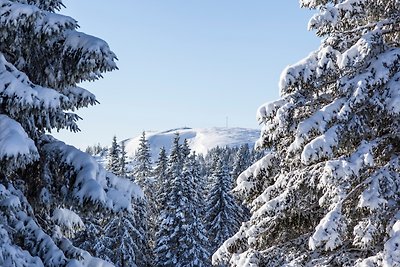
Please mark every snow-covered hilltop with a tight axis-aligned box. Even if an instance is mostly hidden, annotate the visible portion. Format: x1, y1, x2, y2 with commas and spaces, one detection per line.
124, 127, 260, 160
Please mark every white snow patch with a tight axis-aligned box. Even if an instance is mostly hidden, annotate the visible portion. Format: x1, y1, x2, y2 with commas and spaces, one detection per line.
309, 204, 343, 251
382, 221, 400, 266
52, 208, 84, 230
0, 114, 38, 161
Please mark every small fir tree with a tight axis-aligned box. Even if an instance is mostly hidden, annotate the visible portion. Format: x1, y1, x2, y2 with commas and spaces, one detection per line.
231, 143, 251, 180
132, 131, 153, 185
107, 135, 121, 175
119, 142, 127, 177
154, 147, 168, 211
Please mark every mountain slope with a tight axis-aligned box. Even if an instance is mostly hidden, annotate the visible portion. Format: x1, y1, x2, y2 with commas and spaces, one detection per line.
124, 127, 260, 161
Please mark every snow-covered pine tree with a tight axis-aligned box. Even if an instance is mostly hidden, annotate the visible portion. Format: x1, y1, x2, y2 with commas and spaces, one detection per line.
120, 142, 127, 177
214, 1, 400, 266
0, 1, 142, 266
107, 135, 121, 175
131, 131, 156, 251
231, 143, 251, 181
206, 158, 245, 255
180, 152, 210, 266
155, 134, 183, 266
181, 138, 191, 159
205, 146, 225, 176
189, 152, 208, 219
93, 202, 152, 267
131, 197, 153, 267
132, 131, 153, 185
154, 147, 168, 211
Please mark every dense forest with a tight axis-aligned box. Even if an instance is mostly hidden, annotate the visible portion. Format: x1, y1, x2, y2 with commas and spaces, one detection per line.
84, 133, 262, 266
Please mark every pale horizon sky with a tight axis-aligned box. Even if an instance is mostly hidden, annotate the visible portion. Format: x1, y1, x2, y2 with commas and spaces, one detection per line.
54, 1, 321, 148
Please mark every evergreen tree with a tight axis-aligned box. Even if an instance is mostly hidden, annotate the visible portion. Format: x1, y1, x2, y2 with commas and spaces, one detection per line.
131, 131, 156, 251
189, 152, 208, 219
96, 213, 137, 266
181, 138, 191, 159
180, 153, 210, 266
74, 216, 105, 257
0, 1, 145, 266
154, 147, 168, 210
214, 1, 400, 266
119, 142, 127, 177
206, 159, 244, 254
231, 143, 251, 180
93, 198, 152, 267
155, 134, 182, 266
197, 154, 208, 179
132, 131, 153, 185
107, 135, 121, 175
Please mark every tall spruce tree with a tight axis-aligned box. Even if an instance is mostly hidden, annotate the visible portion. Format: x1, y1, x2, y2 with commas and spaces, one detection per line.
155, 134, 183, 266
0, 1, 142, 266
132, 131, 156, 249
214, 1, 400, 266
206, 158, 244, 254
180, 152, 210, 266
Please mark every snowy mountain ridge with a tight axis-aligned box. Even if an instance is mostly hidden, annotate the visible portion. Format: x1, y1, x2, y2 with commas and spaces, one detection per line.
124, 127, 260, 161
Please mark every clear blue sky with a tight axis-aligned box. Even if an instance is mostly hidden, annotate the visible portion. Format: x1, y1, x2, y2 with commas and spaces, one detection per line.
54, 1, 320, 148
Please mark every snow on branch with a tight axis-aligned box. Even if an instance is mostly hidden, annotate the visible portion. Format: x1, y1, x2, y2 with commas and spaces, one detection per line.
358, 171, 387, 211
279, 45, 340, 95
35, 12, 77, 36
384, 72, 400, 115
307, 0, 367, 34
0, 0, 40, 27
0, 0, 76, 35
0, 224, 44, 267
338, 31, 379, 70
0, 184, 68, 266
42, 136, 143, 212
318, 140, 375, 207
0, 114, 38, 170
309, 204, 344, 251
234, 153, 276, 203
62, 30, 118, 81
382, 220, 400, 266
339, 48, 400, 94
0, 53, 84, 132
301, 125, 341, 165
257, 99, 287, 124
354, 217, 400, 266
61, 86, 97, 110
0, 54, 65, 110
289, 98, 345, 153
52, 208, 85, 238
